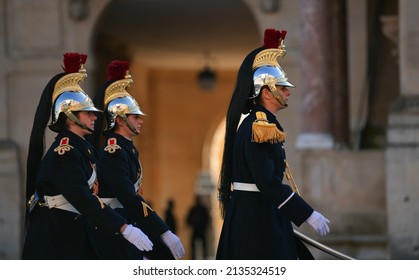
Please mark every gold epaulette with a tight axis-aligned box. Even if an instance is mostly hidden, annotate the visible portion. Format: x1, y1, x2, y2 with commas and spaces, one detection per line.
252, 111, 286, 143
104, 138, 121, 153
54, 137, 74, 155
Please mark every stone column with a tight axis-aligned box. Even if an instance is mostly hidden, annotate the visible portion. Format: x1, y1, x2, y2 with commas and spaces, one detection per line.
331, 0, 349, 147
386, 0, 419, 259
296, 0, 334, 149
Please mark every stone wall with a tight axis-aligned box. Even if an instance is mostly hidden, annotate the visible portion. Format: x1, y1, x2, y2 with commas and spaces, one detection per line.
0, 142, 23, 259
297, 150, 388, 259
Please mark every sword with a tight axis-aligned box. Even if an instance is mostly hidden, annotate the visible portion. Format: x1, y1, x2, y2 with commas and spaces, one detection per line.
294, 229, 356, 260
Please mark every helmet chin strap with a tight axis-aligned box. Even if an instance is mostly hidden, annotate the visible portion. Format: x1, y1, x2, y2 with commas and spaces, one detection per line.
121, 115, 139, 135
66, 112, 94, 133
268, 85, 288, 108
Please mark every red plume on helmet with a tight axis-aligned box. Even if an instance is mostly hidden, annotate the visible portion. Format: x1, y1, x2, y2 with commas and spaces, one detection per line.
62, 52, 87, 73
263, 29, 287, 49
107, 60, 129, 81
80, 54, 87, 65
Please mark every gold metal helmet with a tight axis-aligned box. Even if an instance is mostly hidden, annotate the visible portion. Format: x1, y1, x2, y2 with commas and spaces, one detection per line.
103, 61, 145, 134
251, 29, 294, 106
49, 53, 101, 132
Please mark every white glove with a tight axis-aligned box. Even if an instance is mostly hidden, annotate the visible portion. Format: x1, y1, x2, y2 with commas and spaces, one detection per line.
306, 211, 330, 236
122, 224, 153, 251
161, 230, 185, 259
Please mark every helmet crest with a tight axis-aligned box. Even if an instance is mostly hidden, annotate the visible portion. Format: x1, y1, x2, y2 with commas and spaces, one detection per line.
52, 53, 88, 104
252, 29, 287, 70
104, 61, 133, 106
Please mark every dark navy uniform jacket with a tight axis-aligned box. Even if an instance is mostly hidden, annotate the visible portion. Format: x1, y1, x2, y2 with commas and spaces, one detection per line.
216, 105, 314, 260
22, 129, 127, 260
95, 132, 173, 259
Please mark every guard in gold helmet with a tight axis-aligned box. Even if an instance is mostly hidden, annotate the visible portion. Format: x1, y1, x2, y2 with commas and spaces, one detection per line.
48, 53, 102, 133
89, 60, 185, 260
251, 29, 294, 106
103, 65, 146, 134
216, 29, 330, 260
23, 53, 153, 259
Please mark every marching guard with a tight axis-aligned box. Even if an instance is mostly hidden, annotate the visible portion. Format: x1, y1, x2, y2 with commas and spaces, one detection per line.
89, 60, 185, 259
216, 29, 330, 260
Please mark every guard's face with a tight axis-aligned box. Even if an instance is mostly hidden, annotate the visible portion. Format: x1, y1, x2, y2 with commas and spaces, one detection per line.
126, 114, 143, 135
69, 111, 97, 137
117, 114, 143, 138
78, 111, 97, 132
263, 84, 291, 111
275, 85, 291, 109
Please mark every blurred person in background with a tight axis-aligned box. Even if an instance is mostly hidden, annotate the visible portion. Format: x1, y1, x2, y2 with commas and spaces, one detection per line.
165, 199, 177, 234
187, 195, 210, 259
